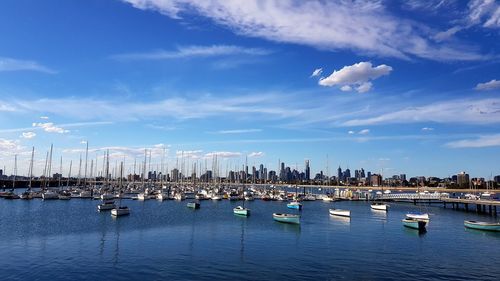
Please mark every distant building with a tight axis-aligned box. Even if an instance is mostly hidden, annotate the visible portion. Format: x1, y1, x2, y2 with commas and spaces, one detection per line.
305, 160, 310, 181
371, 174, 382, 187
494, 175, 500, 184
457, 172, 470, 188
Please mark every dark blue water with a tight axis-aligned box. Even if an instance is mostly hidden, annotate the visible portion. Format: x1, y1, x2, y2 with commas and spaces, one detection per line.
0, 198, 499, 280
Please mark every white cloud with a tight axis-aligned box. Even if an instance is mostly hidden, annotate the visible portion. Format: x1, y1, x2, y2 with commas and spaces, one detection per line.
446, 134, 500, 148
0, 138, 25, 157
310, 68, 323, 77
348, 130, 355, 134
40, 116, 49, 119
176, 150, 203, 159
214, 129, 261, 134
340, 85, 353, 92
319, 62, 392, 93
0, 57, 55, 73
421, 127, 434, 131
248, 152, 264, 158
342, 98, 500, 126
358, 129, 370, 135
204, 151, 241, 158
122, 0, 485, 61
21, 132, 36, 139
32, 122, 69, 134
433, 26, 463, 42
378, 157, 390, 161
475, 79, 500, 91
468, 0, 500, 28
80, 140, 87, 144
112, 45, 271, 60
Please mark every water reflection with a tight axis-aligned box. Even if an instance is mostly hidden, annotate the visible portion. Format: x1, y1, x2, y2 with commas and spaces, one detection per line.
403, 227, 427, 237
329, 215, 351, 225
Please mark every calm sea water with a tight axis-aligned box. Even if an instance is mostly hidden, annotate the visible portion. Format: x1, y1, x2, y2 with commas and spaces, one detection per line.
0, 198, 499, 281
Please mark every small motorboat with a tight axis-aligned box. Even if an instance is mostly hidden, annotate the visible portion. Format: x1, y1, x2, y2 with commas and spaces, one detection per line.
233, 206, 250, 216
371, 203, 389, 211
402, 218, 427, 231
287, 201, 303, 210
111, 206, 130, 216
329, 209, 351, 217
273, 213, 300, 224
42, 191, 59, 200
187, 202, 200, 209
464, 220, 500, 232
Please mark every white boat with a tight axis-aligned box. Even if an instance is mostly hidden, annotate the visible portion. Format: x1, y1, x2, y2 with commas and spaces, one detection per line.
244, 195, 255, 201
174, 193, 185, 201
137, 193, 147, 201
406, 213, 429, 221
58, 194, 71, 200
329, 209, 351, 217
101, 193, 115, 200
211, 194, 222, 200
156, 193, 166, 201
111, 206, 130, 216
98, 201, 116, 211
322, 197, 334, 202
42, 191, 59, 200
371, 203, 389, 211
79, 191, 93, 198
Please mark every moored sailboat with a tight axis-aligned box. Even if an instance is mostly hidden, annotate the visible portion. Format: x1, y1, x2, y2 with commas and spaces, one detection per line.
287, 201, 303, 210
371, 203, 389, 211
233, 206, 250, 216
273, 213, 300, 224
464, 220, 500, 232
402, 218, 427, 231
329, 208, 351, 217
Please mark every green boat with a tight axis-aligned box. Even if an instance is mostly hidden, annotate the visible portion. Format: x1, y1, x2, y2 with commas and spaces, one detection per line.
233, 206, 250, 216
464, 220, 500, 232
187, 202, 200, 209
402, 218, 427, 231
273, 213, 300, 224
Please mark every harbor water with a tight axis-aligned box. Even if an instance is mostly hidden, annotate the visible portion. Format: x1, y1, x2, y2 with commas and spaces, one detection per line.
1, 199, 499, 280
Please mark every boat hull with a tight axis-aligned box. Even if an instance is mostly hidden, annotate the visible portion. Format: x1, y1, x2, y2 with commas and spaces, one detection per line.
371, 204, 388, 211
329, 209, 351, 217
111, 207, 130, 216
402, 219, 427, 230
273, 213, 300, 224
233, 207, 250, 216
187, 202, 200, 209
464, 220, 500, 232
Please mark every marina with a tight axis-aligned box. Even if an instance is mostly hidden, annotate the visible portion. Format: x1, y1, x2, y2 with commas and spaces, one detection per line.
1, 197, 499, 281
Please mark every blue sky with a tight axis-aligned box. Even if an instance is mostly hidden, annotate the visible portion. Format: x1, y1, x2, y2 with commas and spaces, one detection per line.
0, 0, 499, 178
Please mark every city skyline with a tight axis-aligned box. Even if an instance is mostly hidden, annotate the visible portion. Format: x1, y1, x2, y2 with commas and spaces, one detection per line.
1, 1, 500, 178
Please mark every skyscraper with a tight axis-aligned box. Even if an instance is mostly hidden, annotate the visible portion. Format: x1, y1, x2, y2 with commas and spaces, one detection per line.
337, 166, 342, 182
305, 160, 310, 181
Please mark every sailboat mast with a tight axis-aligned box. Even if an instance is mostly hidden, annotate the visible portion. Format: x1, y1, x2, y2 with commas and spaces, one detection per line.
66, 160, 72, 188
28, 147, 34, 190
83, 141, 89, 188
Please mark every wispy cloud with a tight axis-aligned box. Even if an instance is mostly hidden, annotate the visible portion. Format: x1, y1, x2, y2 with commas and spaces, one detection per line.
213, 129, 262, 134
205, 151, 242, 158
21, 132, 36, 139
475, 79, 500, 91
468, 0, 500, 29
0, 57, 55, 74
122, 0, 486, 61
0, 138, 26, 157
32, 122, 69, 134
112, 44, 271, 61
319, 62, 392, 93
310, 68, 323, 78
421, 127, 434, 131
446, 134, 500, 148
248, 151, 264, 158
342, 98, 500, 126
